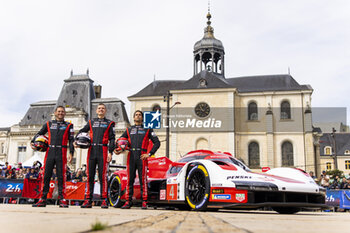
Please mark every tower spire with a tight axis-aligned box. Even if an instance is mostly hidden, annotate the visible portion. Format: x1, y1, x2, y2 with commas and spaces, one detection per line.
193, 4, 225, 77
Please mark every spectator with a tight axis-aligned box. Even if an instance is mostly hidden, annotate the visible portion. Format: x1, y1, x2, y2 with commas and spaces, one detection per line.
6, 168, 17, 179
329, 176, 341, 189
17, 162, 23, 170
340, 178, 347, 189
26, 167, 39, 179
73, 169, 83, 182
309, 171, 316, 179
82, 164, 87, 177
320, 175, 330, 188
51, 168, 57, 181
66, 166, 72, 181
17, 169, 25, 179
0, 168, 4, 178
343, 178, 350, 189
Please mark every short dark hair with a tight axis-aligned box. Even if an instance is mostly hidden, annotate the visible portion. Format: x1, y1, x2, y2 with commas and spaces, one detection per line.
133, 110, 143, 118
55, 105, 66, 111
98, 103, 106, 107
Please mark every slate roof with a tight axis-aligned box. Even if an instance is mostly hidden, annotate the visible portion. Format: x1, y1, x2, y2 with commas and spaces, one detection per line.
129, 71, 313, 98
19, 101, 56, 126
56, 74, 96, 118
91, 98, 129, 123
227, 74, 312, 93
19, 74, 130, 126
320, 133, 350, 156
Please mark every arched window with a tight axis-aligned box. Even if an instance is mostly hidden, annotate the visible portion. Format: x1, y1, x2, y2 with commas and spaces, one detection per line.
248, 102, 258, 120
281, 101, 291, 119
248, 142, 260, 168
282, 141, 293, 167
196, 138, 209, 150
152, 104, 161, 112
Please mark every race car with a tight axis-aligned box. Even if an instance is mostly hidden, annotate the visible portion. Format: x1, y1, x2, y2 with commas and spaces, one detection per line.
108, 150, 327, 214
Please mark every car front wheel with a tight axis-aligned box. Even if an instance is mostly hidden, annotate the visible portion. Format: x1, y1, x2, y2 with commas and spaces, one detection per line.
185, 164, 210, 211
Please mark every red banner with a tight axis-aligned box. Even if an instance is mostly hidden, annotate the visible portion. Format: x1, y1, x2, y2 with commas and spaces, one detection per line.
22, 179, 86, 200
22, 179, 41, 199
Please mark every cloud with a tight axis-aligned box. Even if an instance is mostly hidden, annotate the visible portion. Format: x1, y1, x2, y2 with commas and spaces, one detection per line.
0, 0, 349, 127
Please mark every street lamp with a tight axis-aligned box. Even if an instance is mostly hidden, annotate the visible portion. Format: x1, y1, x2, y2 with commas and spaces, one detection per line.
331, 127, 338, 170
164, 91, 181, 158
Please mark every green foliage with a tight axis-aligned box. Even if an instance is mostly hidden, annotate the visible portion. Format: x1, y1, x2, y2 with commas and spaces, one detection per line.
91, 219, 108, 231
326, 169, 344, 179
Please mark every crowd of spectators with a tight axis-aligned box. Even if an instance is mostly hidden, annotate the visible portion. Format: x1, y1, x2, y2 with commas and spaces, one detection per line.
0, 161, 114, 183
309, 170, 350, 189
0, 161, 93, 182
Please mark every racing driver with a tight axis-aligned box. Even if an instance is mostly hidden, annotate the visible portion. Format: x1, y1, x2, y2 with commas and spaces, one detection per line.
31, 106, 74, 208
116, 110, 160, 209
76, 103, 115, 209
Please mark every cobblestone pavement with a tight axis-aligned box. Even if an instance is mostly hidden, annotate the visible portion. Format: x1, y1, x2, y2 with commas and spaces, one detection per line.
96, 212, 247, 233
0, 204, 348, 233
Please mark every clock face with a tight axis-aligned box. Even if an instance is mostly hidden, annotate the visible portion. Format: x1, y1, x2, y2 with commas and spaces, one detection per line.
195, 102, 210, 118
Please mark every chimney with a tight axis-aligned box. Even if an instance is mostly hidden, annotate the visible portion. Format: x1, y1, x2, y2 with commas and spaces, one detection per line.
94, 85, 102, 98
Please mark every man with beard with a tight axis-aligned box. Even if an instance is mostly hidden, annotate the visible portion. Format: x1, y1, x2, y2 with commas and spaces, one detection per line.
31, 106, 74, 208
115, 110, 160, 209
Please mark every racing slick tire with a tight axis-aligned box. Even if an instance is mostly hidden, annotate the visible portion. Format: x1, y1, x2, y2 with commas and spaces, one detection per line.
272, 207, 300, 214
185, 164, 210, 211
108, 175, 124, 208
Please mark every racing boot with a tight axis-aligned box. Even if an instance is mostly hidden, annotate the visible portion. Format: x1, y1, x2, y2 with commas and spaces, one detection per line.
59, 199, 69, 208
121, 201, 132, 209
81, 199, 92, 208
101, 199, 108, 209
32, 198, 46, 207
141, 201, 147, 210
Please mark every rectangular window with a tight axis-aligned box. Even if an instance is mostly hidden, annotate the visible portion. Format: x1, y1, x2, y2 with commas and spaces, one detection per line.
345, 160, 350, 170
17, 146, 26, 163
326, 162, 332, 170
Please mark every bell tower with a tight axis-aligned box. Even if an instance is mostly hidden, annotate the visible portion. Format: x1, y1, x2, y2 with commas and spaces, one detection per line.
193, 9, 225, 77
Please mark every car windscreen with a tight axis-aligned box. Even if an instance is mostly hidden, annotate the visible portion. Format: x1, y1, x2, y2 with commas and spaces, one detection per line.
229, 157, 251, 172
178, 155, 208, 163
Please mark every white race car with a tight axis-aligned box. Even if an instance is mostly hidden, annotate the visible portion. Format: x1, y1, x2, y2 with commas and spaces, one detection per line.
109, 150, 326, 214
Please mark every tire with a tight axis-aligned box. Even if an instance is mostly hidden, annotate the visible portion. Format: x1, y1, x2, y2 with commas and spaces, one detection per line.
272, 207, 300, 214
108, 175, 124, 208
185, 164, 210, 211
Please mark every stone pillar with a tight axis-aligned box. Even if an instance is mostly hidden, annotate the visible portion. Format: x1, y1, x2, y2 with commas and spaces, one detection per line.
266, 109, 274, 167
211, 52, 214, 72
221, 54, 225, 76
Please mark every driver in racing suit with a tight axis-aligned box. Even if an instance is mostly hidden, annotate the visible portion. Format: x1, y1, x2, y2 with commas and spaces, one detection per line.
77, 103, 115, 209
31, 105, 74, 208
116, 110, 160, 209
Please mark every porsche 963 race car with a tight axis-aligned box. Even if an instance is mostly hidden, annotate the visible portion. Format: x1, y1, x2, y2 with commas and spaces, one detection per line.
108, 150, 326, 214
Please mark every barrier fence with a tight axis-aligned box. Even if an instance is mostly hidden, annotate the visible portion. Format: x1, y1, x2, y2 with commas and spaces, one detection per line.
0, 178, 102, 202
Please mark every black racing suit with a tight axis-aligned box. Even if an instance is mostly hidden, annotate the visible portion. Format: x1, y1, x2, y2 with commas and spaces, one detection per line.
120, 125, 160, 202
78, 118, 115, 199
32, 120, 74, 200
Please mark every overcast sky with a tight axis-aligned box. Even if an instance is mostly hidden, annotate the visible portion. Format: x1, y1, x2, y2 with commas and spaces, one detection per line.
0, 0, 349, 127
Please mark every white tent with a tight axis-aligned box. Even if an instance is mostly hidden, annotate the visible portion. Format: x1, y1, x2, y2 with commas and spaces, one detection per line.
22, 152, 44, 167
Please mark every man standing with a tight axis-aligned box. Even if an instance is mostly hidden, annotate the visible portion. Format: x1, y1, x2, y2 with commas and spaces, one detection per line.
77, 103, 115, 209
116, 110, 160, 209
31, 106, 74, 208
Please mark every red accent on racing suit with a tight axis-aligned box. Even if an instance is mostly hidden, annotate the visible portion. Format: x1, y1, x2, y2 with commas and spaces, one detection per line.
78, 118, 115, 199
32, 120, 74, 200
120, 125, 160, 201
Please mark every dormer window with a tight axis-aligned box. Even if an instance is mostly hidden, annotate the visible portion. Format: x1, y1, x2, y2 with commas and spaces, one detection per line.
199, 79, 207, 87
